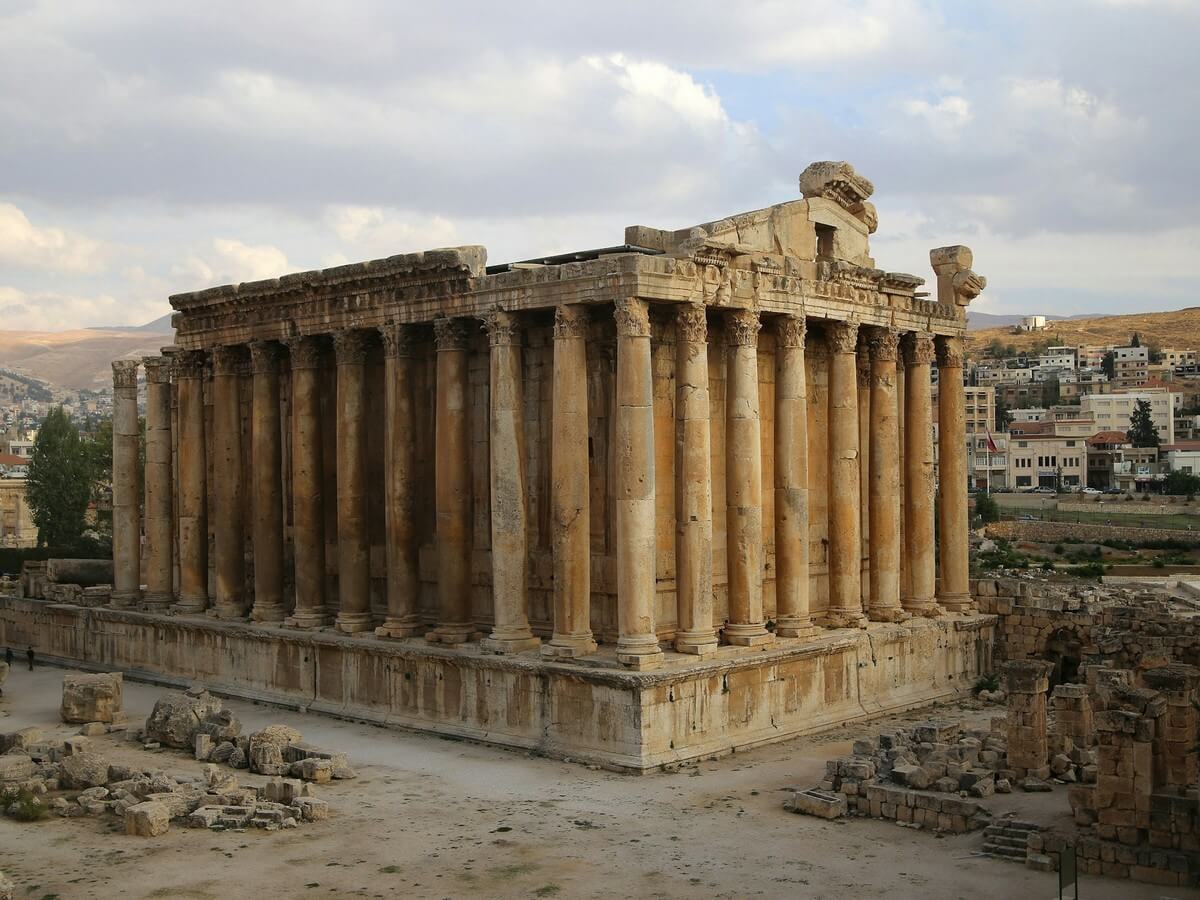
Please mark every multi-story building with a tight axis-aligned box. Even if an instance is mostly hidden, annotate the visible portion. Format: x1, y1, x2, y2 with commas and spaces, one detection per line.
1011, 407, 1047, 423
1078, 345, 1109, 369
1080, 390, 1175, 445
999, 380, 1051, 410
1007, 433, 1087, 490
1163, 349, 1197, 369
1112, 345, 1150, 389
1161, 441, 1200, 478
1059, 370, 1110, 401
1038, 346, 1078, 370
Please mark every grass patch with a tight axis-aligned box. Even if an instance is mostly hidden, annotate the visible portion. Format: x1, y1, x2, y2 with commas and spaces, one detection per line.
379, 866, 402, 874
534, 886, 562, 897
491, 863, 538, 879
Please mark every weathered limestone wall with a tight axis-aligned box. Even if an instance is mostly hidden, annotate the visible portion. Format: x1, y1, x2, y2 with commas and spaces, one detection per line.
985, 520, 1199, 546
0, 597, 994, 771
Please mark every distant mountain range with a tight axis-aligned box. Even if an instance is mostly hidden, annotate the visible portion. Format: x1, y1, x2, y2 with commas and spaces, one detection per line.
966, 311, 1100, 331
88, 313, 174, 333
967, 307, 1200, 355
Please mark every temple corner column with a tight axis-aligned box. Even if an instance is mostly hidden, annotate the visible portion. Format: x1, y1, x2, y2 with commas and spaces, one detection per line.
936, 333, 972, 614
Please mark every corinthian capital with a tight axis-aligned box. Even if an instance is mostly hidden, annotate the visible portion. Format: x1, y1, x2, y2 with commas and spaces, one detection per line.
613, 298, 650, 338
775, 314, 807, 349
867, 327, 900, 362
902, 332, 936, 367
725, 308, 760, 347
332, 329, 373, 365
284, 335, 327, 371
433, 317, 471, 351
485, 309, 521, 347
142, 356, 172, 385
171, 350, 208, 380
553, 305, 589, 340
249, 340, 283, 375
211, 345, 247, 376
826, 320, 859, 355
379, 323, 416, 359
675, 303, 708, 344
935, 335, 965, 369
111, 359, 139, 390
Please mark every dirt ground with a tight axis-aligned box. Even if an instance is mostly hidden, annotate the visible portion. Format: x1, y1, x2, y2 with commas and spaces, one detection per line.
1, 665, 1195, 900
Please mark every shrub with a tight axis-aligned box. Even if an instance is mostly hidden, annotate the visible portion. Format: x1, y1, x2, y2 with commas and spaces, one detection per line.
974, 492, 1000, 524
973, 673, 1001, 695
1053, 544, 1065, 555
0, 787, 48, 822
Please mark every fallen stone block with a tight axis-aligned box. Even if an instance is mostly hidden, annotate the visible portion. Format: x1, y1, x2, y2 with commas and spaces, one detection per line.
1021, 777, 1053, 793
62, 736, 90, 757
210, 741, 236, 763
58, 752, 109, 789
144, 689, 223, 749
0, 727, 43, 754
125, 800, 170, 837
61, 672, 123, 724
292, 797, 329, 822
78, 722, 106, 737
298, 758, 332, 784
186, 806, 223, 829
892, 764, 932, 790
194, 734, 213, 762
786, 789, 846, 819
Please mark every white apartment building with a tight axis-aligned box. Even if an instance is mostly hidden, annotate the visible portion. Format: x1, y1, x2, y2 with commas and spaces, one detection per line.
1080, 390, 1175, 445
1007, 434, 1087, 490
1038, 346, 1078, 369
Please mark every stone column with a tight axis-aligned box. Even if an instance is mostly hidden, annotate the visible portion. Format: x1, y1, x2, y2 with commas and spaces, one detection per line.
142, 356, 173, 611
935, 335, 971, 613
375, 324, 422, 638
897, 361, 910, 607
481, 310, 539, 654
902, 332, 938, 616
283, 336, 329, 629
1005, 659, 1052, 780
211, 345, 246, 619
614, 298, 664, 670
543, 306, 597, 658
173, 350, 209, 613
332, 330, 374, 634
111, 359, 142, 609
249, 340, 285, 622
722, 308, 772, 647
867, 328, 906, 622
774, 315, 818, 639
429, 317, 475, 645
673, 303, 718, 655
822, 320, 866, 629
857, 334, 871, 613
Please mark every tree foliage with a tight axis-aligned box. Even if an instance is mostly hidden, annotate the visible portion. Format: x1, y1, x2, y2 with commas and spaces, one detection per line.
1101, 351, 1115, 379
974, 492, 1000, 524
995, 396, 1014, 430
1164, 470, 1200, 497
25, 407, 93, 550
1127, 398, 1160, 448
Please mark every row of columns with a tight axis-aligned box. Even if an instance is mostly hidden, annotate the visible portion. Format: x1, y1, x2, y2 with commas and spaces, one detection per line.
110, 302, 970, 671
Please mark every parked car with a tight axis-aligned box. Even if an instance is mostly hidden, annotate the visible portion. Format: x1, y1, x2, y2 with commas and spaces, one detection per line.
1103, 487, 1123, 495
1032, 486, 1056, 494
1081, 487, 1102, 495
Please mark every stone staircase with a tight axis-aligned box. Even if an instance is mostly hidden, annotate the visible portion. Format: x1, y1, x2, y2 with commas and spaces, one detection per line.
981, 819, 1040, 862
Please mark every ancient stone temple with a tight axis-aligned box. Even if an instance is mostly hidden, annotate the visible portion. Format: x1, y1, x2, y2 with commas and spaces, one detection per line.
5, 162, 995, 769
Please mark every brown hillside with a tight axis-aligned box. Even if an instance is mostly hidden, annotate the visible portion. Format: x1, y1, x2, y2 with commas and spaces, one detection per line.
0, 329, 173, 392
966, 307, 1200, 356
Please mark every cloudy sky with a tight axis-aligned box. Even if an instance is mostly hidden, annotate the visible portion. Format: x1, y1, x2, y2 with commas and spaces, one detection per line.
1, 0, 1196, 330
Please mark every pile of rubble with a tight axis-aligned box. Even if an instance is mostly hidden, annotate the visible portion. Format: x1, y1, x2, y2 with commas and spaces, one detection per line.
0, 725, 329, 837
138, 685, 356, 783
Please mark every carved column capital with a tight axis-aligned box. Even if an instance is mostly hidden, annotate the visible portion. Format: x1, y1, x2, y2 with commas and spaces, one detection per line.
614, 298, 651, 338
867, 327, 900, 362
284, 335, 326, 370
249, 340, 283, 375
935, 335, 965, 369
111, 359, 140, 390
553, 305, 589, 340
433, 317, 471, 351
485, 309, 521, 347
725, 308, 761, 347
142, 356, 172, 384
172, 349, 208, 380
902, 332, 936, 367
775, 315, 807, 348
211, 345, 247, 376
675, 303, 708, 344
332, 329, 373, 365
827, 320, 859, 355
379, 323, 417, 359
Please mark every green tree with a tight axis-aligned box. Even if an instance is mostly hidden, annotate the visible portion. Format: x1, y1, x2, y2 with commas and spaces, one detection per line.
25, 407, 93, 550
1101, 351, 1115, 380
1164, 470, 1200, 496
1131, 332, 1142, 347
995, 396, 1014, 430
1127, 398, 1160, 448
974, 492, 1000, 524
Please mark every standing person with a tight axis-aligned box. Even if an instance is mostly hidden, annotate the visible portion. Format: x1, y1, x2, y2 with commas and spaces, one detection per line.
26, 646, 34, 671
4, 646, 11, 669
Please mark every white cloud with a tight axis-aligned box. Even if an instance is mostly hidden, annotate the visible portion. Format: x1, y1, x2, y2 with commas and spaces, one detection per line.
0, 203, 107, 274
172, 238, 289, 289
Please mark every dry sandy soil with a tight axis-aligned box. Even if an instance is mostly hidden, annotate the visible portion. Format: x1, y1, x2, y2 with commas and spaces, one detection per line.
0, 666, 1194, 900
0, 329, 171, 392
966, 306, 1200, 356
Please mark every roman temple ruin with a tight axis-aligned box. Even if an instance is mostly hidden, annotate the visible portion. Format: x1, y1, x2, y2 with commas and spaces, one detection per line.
1, 162, 995, 770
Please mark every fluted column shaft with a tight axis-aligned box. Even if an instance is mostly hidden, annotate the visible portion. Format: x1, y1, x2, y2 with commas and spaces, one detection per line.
857, 336, 871, 613
673, 303, 718, 655
111, 359, 141, 608
211, 346, 246, 619
376, 324, 422, 638
774, 315, 818, 638
903, 333, 938, 616
284, 337, 328, 628
333, 330, 373, 633
614, 298, 664, 670
142, 356, 173, 610
249, 341, 285, 622
174, 351, 209, 613
867, 329, 906, 622
724, 308, 772, 647
897, 361, 910, 605
430, 318, 475, 644
823, 321, 866, 628
543, 306, 597, 658
936, 335, 971, 612
482, 311, 540, 654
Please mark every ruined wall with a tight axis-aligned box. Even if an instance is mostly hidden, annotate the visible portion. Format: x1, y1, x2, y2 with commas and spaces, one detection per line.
985, 520, 1198, 545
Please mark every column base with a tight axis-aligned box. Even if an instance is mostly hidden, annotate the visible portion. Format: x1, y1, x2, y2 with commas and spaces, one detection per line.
250, 603, 286, 624
902, 600, 943, 618
817, 611, 868, 629
615, 635, 664, 670
480, 632, 542, 655
425, 624, 480, 646
109, 590, 142, 610
937, 593, 973, 614
722, 623, 776, 647
208, 605, 247, 621
284, 609, 330, 630
867, 606, 911, 624
375, 617, 424, 639
674, 630, 720, 656
140, 592, 173, 612
540, 634, 598, 659
775, 618, 821, 640
172, 597, 208, 615
334, 611, 375, 634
